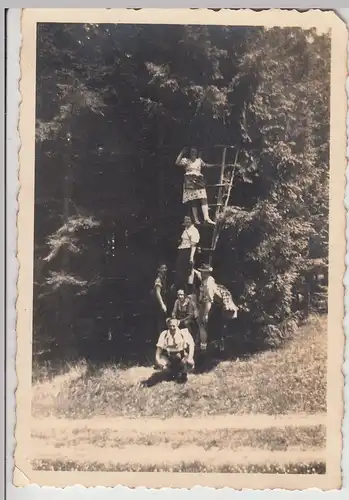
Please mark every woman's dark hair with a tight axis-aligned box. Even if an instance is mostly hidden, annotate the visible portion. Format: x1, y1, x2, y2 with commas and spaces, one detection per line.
184, 214, 193, 224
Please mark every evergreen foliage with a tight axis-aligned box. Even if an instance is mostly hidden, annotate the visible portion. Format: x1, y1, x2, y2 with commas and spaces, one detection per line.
33, 23, 330, 360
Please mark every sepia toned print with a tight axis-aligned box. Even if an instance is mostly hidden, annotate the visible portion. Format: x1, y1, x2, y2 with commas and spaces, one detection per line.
15, 8, 346, 490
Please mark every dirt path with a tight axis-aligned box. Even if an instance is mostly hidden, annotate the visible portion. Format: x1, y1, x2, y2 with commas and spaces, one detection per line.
32, 412, 326, 433
32, 443, 325, 467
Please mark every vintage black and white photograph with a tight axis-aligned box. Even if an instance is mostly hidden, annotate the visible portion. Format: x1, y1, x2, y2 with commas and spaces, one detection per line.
15, 8, 346, 490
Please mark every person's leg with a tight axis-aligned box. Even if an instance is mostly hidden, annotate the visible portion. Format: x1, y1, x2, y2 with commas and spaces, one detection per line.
187, 265, 195, 293
220, 312, 228, 352
157, 356, 179, 382
175, 250, 185, 290
178, 319, 185, 329
200, 199, 215, 225
198, 303, 208, 350
191, 201, 201, 225
175, 356, 189, 383
178, 317, 186, 327
164, 355, 184, 381
181, 318, 194, 338
190, 318, 200, 347
157, 309, 166, 335
176, 248, 191, 291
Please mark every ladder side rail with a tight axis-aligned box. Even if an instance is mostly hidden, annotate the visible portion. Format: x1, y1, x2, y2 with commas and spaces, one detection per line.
214, 147, 227, 222
223, 149, 240, 211
208, 148, 239, 266
208, 147, 227, 263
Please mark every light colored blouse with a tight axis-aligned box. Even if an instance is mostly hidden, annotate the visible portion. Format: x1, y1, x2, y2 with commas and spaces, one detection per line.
179, 158, 204, 176
178, 225, 200, 249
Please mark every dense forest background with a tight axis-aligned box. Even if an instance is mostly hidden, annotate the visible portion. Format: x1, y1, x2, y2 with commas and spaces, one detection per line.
33, 23, 330, 365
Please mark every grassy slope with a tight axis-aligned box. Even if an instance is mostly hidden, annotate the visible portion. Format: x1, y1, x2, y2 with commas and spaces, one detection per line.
32, 315, 327, 419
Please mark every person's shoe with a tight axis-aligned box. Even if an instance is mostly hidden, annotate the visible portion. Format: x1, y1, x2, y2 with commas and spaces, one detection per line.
204, 218, 216, 226
200, 342, 208, 351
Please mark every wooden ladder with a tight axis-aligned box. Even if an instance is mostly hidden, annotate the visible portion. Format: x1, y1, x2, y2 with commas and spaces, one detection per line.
200, 145, 239, 266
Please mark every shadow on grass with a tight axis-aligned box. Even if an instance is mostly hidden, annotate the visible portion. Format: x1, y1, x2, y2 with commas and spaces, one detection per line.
140, 369, 190, 387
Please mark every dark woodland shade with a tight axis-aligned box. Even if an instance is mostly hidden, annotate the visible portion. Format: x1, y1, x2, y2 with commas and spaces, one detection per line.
33, 23, 330, 364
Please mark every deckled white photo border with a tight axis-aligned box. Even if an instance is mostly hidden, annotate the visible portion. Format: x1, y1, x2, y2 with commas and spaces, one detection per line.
5, 5, 349, 497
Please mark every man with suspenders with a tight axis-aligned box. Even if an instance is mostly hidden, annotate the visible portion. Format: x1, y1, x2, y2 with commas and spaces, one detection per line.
155, 317, 195, 383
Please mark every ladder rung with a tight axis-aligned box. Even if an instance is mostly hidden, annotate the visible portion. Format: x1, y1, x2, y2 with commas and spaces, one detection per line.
199, 247, 214, 252
209, 203, 224, 206
205, 164, 236, 168
214, 145, 236, 149
206, 183, 230, 187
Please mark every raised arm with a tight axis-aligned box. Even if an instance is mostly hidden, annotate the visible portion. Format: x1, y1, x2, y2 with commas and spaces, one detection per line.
201, 160, 216, 168
175, 147, 188, 166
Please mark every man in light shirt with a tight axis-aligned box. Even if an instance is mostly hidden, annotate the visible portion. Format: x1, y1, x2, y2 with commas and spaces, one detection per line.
155, 317, 195, 383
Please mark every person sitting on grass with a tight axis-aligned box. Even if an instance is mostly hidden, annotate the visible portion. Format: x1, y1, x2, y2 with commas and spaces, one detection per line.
172, 289, 197, 334
155, 317, 195, 383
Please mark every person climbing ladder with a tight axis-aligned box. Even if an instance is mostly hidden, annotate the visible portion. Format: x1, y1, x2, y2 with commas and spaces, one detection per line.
175, 147, 216, 226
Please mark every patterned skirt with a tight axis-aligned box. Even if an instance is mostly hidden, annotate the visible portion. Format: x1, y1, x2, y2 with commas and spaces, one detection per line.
183, 173, 207, 204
